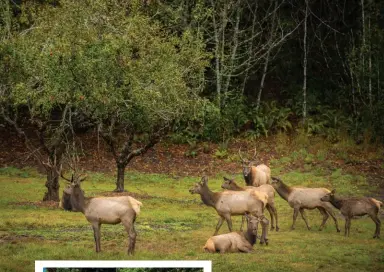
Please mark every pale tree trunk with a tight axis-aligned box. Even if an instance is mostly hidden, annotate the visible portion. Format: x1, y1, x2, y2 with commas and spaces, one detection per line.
368, 17, 372, 113
256, 50, 271, 113
302, 1, 309, 123
241, 7, 257, 94
256, 0, 278, 113
211, 0, 222, 108
361, 0, 365, 76
223, 3, 240, 103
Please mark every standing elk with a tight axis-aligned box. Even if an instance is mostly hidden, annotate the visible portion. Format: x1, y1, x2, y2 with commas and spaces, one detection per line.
60, 171, 142, 255
203, 214, 267, 253
271, 177, 340, 232
222, 177, 279, 231
321, 189, 382, 238
239, 149, 271, 187
189, 176, 269, 244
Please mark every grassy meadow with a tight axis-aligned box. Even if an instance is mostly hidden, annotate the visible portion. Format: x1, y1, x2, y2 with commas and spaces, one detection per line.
0, 162, 383, 272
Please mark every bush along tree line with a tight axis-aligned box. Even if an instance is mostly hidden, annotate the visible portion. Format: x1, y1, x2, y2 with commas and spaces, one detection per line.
0, 0, 383, 200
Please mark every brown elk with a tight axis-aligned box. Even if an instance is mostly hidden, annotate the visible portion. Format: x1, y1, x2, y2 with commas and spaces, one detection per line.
271, 177, 340, 232
222, 177, 279, 231
203, 214, 268, 253
239, 148, 271, 187
60, 170, 142, 255
321, 189, 382, 238
189, 176, 269, 244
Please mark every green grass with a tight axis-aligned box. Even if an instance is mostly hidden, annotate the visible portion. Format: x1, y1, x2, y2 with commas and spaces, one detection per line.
0, 168, 383, 272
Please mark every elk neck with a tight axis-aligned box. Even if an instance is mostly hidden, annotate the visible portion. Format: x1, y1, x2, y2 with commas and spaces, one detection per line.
273, 180, 291, 201
328, 195, 343, 210
199, 186, 218, 207
244, 174, 252, 186
231, 181, 243, 191
71, 186, 86, 213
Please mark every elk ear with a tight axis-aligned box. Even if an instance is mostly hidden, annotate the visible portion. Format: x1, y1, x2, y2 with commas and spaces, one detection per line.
331, 189, 336, 194
201, 176, 208, 185
223, 176, 230, 181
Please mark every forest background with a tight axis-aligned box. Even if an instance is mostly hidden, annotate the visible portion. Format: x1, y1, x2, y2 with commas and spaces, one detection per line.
1, 0, 384, 198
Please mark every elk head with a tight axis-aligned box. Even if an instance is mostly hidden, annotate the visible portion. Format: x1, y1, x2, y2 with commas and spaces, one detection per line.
320, 189, 336, 202
189, 176, 208, 194
59, 164, 87, 212
239, 148, 258, 182
221, 176, 234, 190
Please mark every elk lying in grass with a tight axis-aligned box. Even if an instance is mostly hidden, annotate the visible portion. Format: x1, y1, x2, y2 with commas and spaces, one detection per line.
189, 176, 269, 244
203, 213, 268, 253
222, 177, 279, 231
271, 177, 340, 232
321, 189, 382, 238
61, 172, 142, 255
239, 149, 271, 187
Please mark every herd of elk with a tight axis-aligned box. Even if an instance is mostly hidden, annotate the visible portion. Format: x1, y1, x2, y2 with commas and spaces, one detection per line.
188, 176, 269, 242
221, 177, 279, 231
57, 147, 382, 255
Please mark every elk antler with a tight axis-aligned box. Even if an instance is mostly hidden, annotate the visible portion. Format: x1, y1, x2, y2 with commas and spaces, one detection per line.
58, 165, 73, 183
238, 148, 248, 164
251, 148, 258, 162
78, 174, 87, 182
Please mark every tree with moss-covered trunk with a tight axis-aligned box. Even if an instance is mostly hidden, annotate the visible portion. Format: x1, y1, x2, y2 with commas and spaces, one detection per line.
80, 7, 209, 192
0, 0, 86, 201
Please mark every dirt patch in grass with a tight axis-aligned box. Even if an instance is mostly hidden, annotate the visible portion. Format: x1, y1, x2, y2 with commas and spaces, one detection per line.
0, 233, 45, 244
10, 200, 60, 209
99, 191, 154, 199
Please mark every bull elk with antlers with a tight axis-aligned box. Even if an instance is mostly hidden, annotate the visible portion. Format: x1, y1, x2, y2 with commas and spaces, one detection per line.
239, 148, 271, 187
60, 167, 142, 255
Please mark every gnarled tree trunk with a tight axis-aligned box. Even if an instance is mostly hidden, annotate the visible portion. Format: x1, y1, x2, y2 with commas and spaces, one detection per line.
115, 163, 126, 192
43, 167, 61, 201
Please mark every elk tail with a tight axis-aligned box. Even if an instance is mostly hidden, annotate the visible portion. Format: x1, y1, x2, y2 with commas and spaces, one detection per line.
129, 197, 143, 215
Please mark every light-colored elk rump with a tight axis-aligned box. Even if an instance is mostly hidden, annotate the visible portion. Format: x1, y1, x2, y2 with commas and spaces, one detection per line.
222, 177, 279, 231
203, 214, 268, 253
239, 149, 271, 187
321, 189, 382, 238
61, 173, 142, 255
189, 176, 269, 244
271, 177, 340, 232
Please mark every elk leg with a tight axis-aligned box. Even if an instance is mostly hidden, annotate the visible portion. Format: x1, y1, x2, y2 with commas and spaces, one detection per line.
259, 216, 269, 245
214, 216, 225, 236
299, 208, 311, 230
240, 215, 248, 232
324, 206, 340, 232
122, 215, 137, 255
224, 214, 233, 233
238, 244, 253, 253
317, 207, 329, 231
270, 203, 279, 231
369, 214, 381, 239
291, 208, 299, 230
92, 222, 101, 253
266, 205, 275, 231
344, 217, 351, 237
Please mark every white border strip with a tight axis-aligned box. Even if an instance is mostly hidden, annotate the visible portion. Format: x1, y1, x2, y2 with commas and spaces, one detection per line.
35, 260, 212, 272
